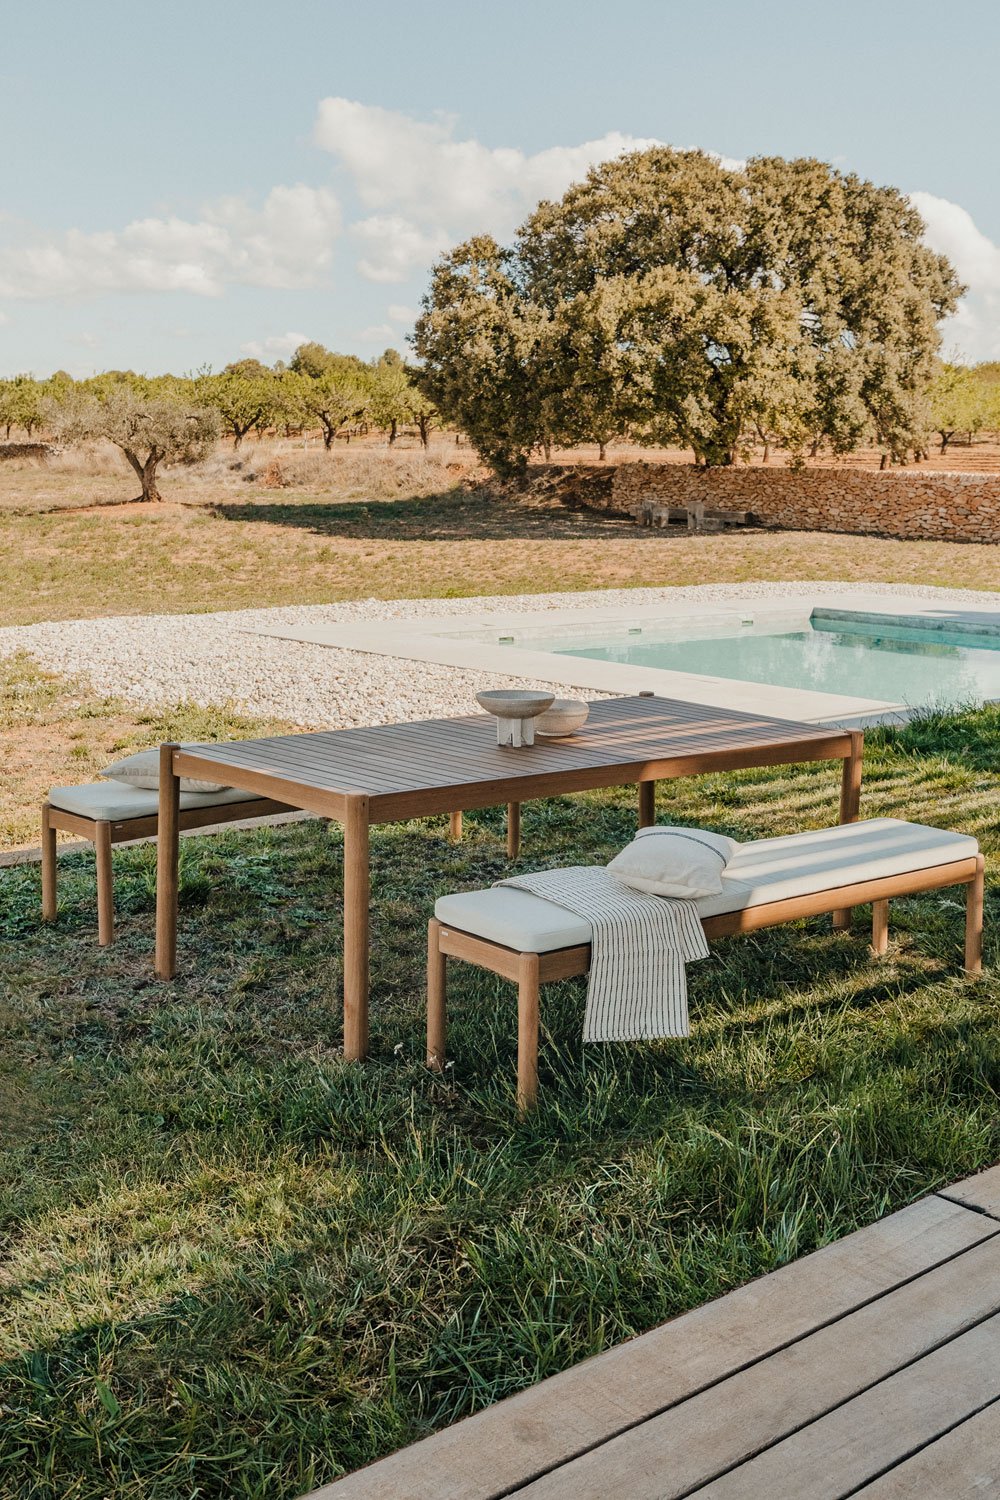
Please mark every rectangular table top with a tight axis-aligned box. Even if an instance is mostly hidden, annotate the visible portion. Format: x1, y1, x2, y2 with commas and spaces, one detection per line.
173, 695, 851, 823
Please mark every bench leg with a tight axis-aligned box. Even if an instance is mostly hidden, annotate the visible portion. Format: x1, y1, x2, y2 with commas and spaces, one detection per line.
507, 802, 521, 860
517, 953, 541, 1114
95, 821, 115, 946
833, 731, 864, 931
965, 856, 985, 976
638, 780, 656, 829
871, 899, 889, 956
449, 811, 463, 843
427, 919, 447, 1070
41, 804, 58, 922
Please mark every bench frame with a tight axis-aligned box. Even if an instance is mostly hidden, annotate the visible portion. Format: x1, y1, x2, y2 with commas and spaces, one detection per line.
41, 796, 295, 946
428, 853, 985, 1112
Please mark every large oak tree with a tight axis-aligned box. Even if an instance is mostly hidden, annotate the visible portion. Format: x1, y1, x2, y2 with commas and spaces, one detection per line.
414, 149, 963, 475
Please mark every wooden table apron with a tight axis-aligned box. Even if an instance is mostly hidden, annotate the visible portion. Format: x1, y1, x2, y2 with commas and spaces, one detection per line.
153, 697, 863, 1061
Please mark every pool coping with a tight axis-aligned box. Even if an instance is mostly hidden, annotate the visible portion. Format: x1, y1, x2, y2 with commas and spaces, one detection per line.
248, 588, 1000, 728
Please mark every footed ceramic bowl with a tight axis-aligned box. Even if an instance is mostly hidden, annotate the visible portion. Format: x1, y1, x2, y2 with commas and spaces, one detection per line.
536, 698, 590, 737
476, 690, 554, 747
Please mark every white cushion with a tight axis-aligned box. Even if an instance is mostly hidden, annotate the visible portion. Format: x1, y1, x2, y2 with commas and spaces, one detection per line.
434, 820, 979, 953
696, 817, 979, 918
100, 747, 227, 795
607, 825, 739, 898
48, 782, 263, 823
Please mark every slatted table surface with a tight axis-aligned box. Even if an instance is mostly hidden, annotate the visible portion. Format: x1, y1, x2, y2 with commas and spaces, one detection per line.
305, 1165, 1000, 1500
172, 695, 855, 820
155, 695, 862, 1059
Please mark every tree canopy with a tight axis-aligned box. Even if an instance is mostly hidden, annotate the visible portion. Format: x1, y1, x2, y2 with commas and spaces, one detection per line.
48, 375, 219, 501
413, 148, 964, 475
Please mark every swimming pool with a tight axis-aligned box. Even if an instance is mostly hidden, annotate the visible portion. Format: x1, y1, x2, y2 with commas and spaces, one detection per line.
471, 609, 1000, 709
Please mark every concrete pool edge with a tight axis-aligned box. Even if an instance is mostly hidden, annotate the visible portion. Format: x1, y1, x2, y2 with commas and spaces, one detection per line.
247, 587, 1000, 729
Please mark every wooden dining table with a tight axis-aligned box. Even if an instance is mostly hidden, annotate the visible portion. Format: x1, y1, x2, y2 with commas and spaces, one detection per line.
154, 694, 864, 1060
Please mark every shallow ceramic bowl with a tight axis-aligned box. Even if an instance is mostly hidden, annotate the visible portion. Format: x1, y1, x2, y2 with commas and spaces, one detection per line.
476, 690, 554, 720
536, 698, 590, 737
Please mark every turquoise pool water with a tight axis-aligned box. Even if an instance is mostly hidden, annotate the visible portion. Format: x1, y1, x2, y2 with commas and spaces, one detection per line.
484, 612, 1000, 706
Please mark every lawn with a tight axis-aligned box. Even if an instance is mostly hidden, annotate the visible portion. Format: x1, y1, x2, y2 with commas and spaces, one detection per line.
2, 706, 999, 1498
3, 445, 1000, 628
1, 653, 293, 851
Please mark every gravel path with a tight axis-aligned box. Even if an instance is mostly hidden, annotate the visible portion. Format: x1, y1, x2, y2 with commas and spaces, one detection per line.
4, 581, 1000, 728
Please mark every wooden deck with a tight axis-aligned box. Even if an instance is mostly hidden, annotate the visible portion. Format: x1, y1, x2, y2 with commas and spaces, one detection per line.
306, 1165, 1000, 1499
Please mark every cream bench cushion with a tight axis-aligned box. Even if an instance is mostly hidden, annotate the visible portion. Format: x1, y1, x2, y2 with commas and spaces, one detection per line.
434, 819, 979, 954
48, 782, 263, 823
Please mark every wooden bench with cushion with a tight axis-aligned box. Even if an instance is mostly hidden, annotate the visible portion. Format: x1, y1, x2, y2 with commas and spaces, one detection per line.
41, 782, 295, 946
427, 819, 985, 1110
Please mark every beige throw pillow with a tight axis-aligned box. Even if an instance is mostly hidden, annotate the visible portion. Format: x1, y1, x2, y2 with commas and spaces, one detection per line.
100, 747, 228, 795
607, 825, 739, 899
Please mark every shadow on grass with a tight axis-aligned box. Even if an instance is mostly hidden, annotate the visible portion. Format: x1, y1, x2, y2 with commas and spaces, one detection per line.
204, 488, 660, 544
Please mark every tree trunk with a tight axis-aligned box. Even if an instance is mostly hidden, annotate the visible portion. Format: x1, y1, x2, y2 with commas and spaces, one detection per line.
321, 422, 334, 450
388, 419, 397, 445
417, 414, 430, 448
598, 440, 606, 461
810, 438, 821, 459
879, 453, 889, 471
233, 431, 243, 449
123, 447, 162, 501
940, 433, 951, 453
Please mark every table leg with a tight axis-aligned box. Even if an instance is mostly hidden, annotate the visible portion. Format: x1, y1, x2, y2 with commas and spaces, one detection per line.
638, 780, 656, 828
343, 796, 371, 1061
155, 743, 180, 978
507, 802, 521, 860
833, 731, 864, 931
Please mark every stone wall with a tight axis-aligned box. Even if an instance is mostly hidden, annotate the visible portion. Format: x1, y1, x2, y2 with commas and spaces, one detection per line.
601, 462, 1000, 544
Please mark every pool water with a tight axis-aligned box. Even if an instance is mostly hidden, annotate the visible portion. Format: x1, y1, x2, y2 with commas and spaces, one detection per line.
486, 612, 1000, 707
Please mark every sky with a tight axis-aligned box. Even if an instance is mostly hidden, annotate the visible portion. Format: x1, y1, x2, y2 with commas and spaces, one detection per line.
2, 0, 999, 377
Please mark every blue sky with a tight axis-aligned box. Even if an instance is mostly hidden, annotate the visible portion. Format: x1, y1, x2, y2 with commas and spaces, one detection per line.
2, 0, 998, 376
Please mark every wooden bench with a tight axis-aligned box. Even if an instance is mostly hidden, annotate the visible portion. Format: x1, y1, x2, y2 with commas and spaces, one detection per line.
41, 782, 296, 945
427, 819, 985, 1111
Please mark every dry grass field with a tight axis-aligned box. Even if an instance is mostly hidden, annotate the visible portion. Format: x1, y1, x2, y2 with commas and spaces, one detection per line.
3, 438, 1000, 629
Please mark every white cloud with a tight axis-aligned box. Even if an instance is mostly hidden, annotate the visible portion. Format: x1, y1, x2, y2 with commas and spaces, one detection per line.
911, 191, 1000, 361
316, 98, 664, 281
387, 303, 418, 324
0, 185, 341, 300
239, 330, 310, 361
351, 215, 450, 283
356, 322, 396, 342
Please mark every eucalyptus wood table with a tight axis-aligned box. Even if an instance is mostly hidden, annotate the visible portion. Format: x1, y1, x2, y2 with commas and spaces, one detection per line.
154, 695, 863, 1060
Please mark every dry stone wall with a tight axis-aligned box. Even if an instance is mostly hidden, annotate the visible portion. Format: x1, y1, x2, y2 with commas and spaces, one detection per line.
601, 462, 1000, 544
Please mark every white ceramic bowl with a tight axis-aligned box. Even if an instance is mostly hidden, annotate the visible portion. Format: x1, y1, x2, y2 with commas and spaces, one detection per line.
536, 698, 590, 737
475, 690, 554, 720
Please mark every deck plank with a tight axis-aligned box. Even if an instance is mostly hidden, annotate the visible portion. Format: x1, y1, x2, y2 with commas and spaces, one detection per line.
851, 1398, 1000, 1496
940, 1163, 1000, 1220
513, 1230, 1000, 1499
305, 1196, 995, 1500
691, 1309, 1000, 1498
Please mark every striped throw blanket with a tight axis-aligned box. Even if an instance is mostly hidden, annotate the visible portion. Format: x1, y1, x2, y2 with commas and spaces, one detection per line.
499, 866, 709, 1043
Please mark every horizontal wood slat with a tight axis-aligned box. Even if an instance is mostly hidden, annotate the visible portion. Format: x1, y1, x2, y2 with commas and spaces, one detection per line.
173, 697, 850, 810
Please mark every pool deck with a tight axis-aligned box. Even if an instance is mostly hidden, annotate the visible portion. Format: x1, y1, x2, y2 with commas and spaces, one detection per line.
305, 1163, 1000, 1499
251, 587, 1000, 727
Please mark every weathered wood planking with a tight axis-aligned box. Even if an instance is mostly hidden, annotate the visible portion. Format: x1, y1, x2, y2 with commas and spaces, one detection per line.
305, 1196, 996, 1500
173, 695, 856, 823
514, 1232, 1000, 1499
940, 1162, 1000, 1220
692, 1310, 1000, 1498
851, 1397, 1000, 1496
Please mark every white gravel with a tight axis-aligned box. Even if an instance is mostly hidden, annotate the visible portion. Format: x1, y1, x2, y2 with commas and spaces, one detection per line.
4, 581, 1000, 729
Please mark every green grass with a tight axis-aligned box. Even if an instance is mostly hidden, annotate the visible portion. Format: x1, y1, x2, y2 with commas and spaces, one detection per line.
2, 707, 1000, 1496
